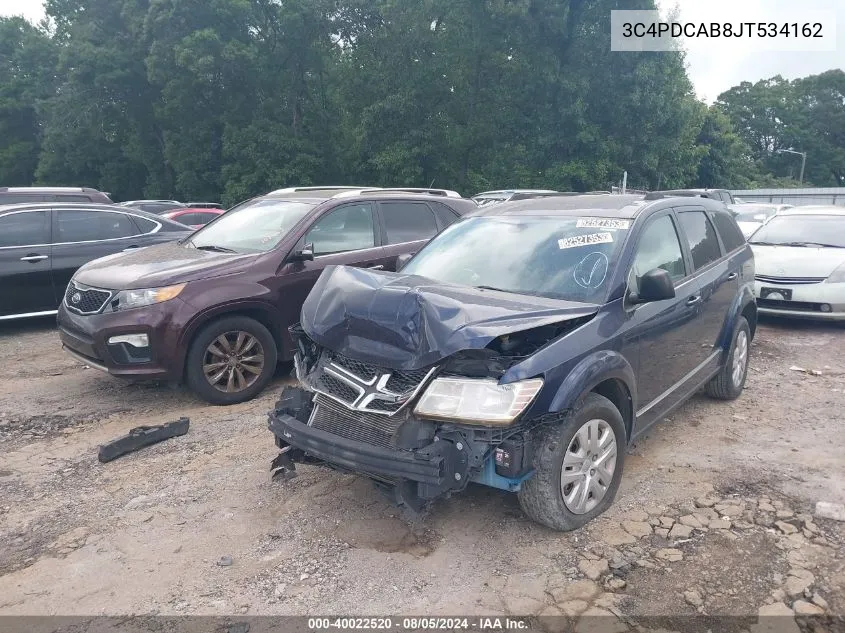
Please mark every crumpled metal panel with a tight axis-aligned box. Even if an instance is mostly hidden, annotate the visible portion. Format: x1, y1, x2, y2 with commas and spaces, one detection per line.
300, 265, 599, 371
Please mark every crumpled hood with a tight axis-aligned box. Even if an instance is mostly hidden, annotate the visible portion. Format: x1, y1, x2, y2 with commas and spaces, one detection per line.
73, 241, 259, 290
301, 265, 599, 371
752, 244, 845, 278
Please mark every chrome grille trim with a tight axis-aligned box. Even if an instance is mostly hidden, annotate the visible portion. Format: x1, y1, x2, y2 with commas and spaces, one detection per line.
310, 356, 436, 417
755, 275, 825, 285
64, 281, 114, 315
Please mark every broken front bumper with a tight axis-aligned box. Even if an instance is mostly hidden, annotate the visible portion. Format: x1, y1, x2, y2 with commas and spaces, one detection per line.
268, 408, 469, 504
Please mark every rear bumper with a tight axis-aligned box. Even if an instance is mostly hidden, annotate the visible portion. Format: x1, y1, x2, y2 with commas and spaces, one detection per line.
268, 410, 457, 486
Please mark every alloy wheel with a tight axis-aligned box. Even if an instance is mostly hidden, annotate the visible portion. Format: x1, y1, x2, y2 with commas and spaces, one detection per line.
732, 330, 749, 388
560, 418, 617, 514
202, 331, 265, 393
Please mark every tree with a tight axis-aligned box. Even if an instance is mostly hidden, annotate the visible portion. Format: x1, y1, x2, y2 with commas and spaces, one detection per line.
0, 17, 57, 186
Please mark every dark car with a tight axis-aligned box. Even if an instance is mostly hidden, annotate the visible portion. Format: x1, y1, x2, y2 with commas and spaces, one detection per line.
0, 187, 112, 205
268, 195, 756, 530
0, 203, 192, 321
119, 200, 186, 215
57, 191, 477, 404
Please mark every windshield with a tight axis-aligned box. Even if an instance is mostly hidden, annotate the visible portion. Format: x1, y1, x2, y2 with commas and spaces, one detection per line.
401, 215, 630, 302
188, 199, 315, 253
735, 206, 778, 223
749, 215, 845, 248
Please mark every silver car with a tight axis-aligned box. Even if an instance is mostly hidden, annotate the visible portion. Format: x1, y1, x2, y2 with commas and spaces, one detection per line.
749, 206, 845, 320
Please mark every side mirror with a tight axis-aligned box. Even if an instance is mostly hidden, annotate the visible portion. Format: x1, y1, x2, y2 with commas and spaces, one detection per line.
289, 243, 315, 262
396, 252, 413, 271
629, 268, 675, 304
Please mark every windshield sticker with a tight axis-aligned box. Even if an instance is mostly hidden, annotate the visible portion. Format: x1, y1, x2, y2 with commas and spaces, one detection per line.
573, 252, 609, 289
576, 218, 631, 230
558, 232, 614, 250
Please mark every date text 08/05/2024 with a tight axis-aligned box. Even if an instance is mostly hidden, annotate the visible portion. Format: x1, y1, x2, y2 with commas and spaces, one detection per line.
307, 617, 530, 630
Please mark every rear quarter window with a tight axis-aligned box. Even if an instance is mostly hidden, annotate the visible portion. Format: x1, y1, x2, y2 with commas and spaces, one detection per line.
709, 211, 746, 251
429, 201, 461, 228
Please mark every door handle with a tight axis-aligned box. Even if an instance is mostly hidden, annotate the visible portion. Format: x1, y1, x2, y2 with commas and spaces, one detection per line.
366, 264, 384, 270
20, 255, 49, 263
726, 272, 738, 280
686, 295, 702, 306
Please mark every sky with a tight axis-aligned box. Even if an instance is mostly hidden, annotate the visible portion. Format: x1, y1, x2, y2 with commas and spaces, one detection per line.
1, 0, 843, 103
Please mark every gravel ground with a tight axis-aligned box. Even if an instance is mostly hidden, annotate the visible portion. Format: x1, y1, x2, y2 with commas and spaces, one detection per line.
0, 316, 843, 630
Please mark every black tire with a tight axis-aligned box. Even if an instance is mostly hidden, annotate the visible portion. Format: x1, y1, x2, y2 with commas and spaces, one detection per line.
705, 316, 750, 400
517, 392, 626, 531
185, 316, 278, 405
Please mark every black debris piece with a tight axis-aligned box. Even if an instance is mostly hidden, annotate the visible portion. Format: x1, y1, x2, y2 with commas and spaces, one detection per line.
97, 417, 190, 463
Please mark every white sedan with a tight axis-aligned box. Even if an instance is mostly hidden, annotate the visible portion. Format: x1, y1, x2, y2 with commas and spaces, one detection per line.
749, 206, 845, 320
729, 203, 792, 238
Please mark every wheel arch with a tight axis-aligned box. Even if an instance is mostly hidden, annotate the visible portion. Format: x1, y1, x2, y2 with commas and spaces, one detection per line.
547, 350, 637, 442
176, 301, 286, 380
718, 286, 757, 355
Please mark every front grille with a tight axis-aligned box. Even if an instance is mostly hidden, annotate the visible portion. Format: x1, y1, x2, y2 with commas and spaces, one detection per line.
308, 394, 404, 449
755, 275, 825, 285
311, 352, 434, 416
64, 282, 112, 315
330, 352, 378, 381
758, 299, 826, 312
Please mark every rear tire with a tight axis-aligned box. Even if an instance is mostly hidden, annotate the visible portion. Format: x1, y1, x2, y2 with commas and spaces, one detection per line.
518, 392, 626, 531
705, 316, 750, 400
185, 316, 278, 405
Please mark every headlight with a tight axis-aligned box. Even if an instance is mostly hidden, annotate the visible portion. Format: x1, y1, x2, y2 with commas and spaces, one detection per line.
414, 377, 544, 426
826, 262, 845, 283
113, 284, 186, 310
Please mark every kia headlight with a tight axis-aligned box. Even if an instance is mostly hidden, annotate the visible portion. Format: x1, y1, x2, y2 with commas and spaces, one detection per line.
826, 262, 845, 283
113, 284, 186, 310
414, 377, 544, 425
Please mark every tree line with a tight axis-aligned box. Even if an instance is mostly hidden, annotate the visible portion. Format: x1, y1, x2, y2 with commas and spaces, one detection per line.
1, 0, 843, 205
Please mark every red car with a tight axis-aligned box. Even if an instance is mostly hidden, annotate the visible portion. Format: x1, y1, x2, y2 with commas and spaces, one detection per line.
161, 207, 224, 229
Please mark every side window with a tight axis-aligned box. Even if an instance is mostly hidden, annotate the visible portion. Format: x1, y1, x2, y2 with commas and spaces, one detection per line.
429, 201, 461, 228
131, 215, 159, 234
677, 211, 723, 270
174, 213, 199, 225
0, 211, 50, 247
380, 202, 438, 244
195, 213, 218, 224
57, 210, 140, 243
304, 203, 375, 256
630, 215, 686, 292
709, 211, 746, 252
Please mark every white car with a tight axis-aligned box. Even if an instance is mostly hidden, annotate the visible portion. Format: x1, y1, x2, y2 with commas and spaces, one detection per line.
749, 206, 845, 320
729, 203, 793, 238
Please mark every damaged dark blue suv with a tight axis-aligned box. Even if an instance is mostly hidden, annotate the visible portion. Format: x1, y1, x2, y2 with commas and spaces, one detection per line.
268, 194, 756, 531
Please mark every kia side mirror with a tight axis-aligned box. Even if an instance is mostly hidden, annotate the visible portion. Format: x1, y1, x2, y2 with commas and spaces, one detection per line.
396, 253, 413, 271
290, 243, 315, 262
629, 268, 675, 304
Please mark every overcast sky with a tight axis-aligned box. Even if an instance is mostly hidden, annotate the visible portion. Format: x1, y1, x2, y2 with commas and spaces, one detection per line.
1, 0, 842, 103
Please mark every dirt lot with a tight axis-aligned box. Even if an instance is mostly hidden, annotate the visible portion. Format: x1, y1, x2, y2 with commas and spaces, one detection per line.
0, 316, 843, 629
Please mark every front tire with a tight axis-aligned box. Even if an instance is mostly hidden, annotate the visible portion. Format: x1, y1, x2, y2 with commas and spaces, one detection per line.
518, 392, 626, 531
185, 316, 278, 405
705, 316, 750, 400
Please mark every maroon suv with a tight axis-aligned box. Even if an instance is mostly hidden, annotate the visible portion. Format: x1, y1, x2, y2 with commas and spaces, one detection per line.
57, 189, 476, 404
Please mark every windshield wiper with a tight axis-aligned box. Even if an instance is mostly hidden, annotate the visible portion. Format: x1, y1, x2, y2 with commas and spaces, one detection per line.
783, 241, 845, 249
475, 285, 512, 293
748, 241, 780, 246
194, 244, 238, 253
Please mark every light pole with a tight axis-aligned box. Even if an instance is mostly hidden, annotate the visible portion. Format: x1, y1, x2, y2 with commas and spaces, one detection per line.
777, 148, 807, 183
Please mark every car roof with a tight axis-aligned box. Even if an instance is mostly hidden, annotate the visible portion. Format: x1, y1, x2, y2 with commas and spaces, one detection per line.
777, 205, 845, 216
470, 194, 648, 218
473, 189, 558, 196
469, 194, 730, 220
0, 202, 188, 224
0, 186, 104, 193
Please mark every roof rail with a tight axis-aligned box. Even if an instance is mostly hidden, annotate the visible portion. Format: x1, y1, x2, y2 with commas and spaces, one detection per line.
644, 190, 714, 201
268, 186, 369, 195
1, 186, 97, 193
331, 187, 462, 199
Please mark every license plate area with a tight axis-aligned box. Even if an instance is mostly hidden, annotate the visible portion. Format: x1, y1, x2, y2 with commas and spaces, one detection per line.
760, 287, 792, 301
